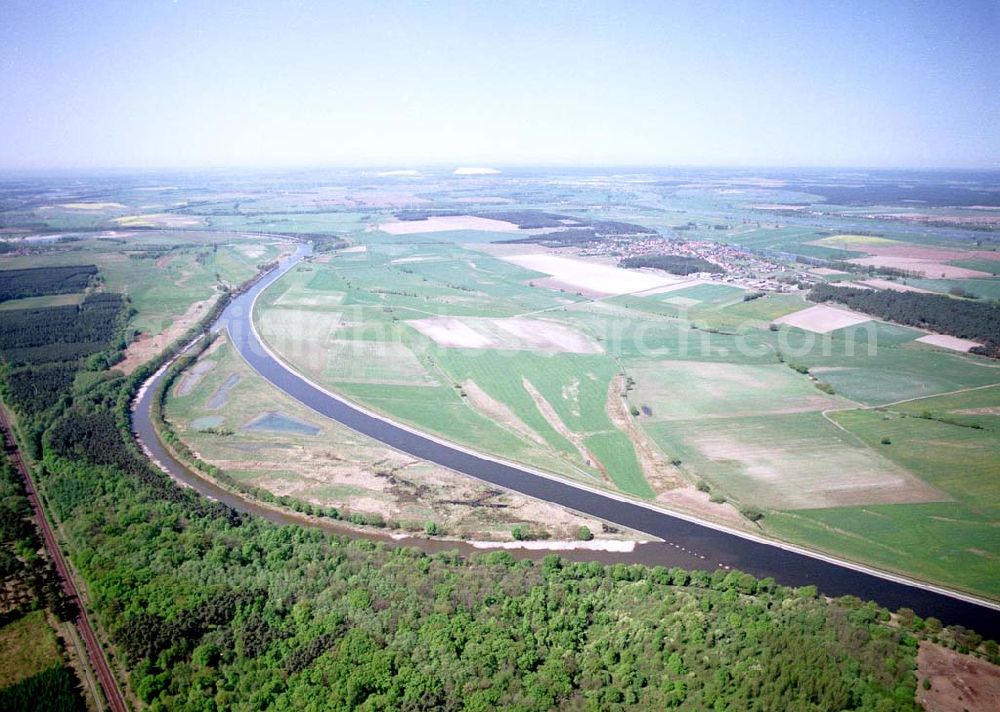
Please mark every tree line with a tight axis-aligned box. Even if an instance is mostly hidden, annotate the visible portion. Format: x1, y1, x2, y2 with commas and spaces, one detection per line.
0, 265, 97, 302
808, 283, 1000, 357
620, 254, 722, 275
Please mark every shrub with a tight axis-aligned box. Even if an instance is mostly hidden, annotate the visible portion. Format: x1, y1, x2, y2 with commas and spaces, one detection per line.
740, 507, 764, 522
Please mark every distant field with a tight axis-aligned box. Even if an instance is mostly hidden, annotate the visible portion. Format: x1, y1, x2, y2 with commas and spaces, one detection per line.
715, 226, 865, 260
906, 277, 1000, 300
810, 234, 902, 247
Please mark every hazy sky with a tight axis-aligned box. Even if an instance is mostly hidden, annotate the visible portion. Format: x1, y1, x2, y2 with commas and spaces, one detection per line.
2, 0, 997, 169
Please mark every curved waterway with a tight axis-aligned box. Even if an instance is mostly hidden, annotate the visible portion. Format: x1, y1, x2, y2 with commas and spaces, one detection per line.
133, 244, 1000, 638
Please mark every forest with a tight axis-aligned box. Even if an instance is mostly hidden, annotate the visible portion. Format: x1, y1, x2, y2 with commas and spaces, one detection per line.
0, 434, 85, 709
0, 293, 127, 366
497, 228, 600, 247
0, 265, 97, 302
0, 259, 994, 710
619, 254, 722, 275
808, 283, 1000, 357
38, 390, 929, 710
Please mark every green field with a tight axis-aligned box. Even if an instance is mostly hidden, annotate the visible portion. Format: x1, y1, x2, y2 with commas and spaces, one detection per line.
0, 612, 63, 689
0, 293, 84, 311
254, 235, 1000, 596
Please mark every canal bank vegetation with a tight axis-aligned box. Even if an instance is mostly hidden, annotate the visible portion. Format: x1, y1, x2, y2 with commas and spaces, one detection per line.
1, 248, 998, 710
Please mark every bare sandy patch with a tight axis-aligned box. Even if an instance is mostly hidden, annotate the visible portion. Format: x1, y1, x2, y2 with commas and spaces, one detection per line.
950, 407, 1000, 416
340, 244, 367, 253
462, 380, 547, 446
810, 267, 849, 276
410, 317, 493, 348
774, 304, 871, 333
116, 295, 218, 374
501, 253, 683, 295
409, 316, 602, 353
530, 276, 607, 298
469, 539, 636, 552
916, 334, 983, 352
656, 486, 746, 528
213, 438, 628, 541
378, 215, 521, 235
916, 641, 1000, 712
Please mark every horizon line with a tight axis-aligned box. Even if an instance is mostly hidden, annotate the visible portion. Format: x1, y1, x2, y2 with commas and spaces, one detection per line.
1, 161, 999, 175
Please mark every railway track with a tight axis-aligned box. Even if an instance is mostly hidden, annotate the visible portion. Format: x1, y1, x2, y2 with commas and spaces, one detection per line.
0, 406, 128, 712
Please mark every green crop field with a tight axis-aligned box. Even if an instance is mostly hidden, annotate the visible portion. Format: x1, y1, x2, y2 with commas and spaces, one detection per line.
629, 359, 843, 421
255, 232, 1000, 598
644, 412, 940, 510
